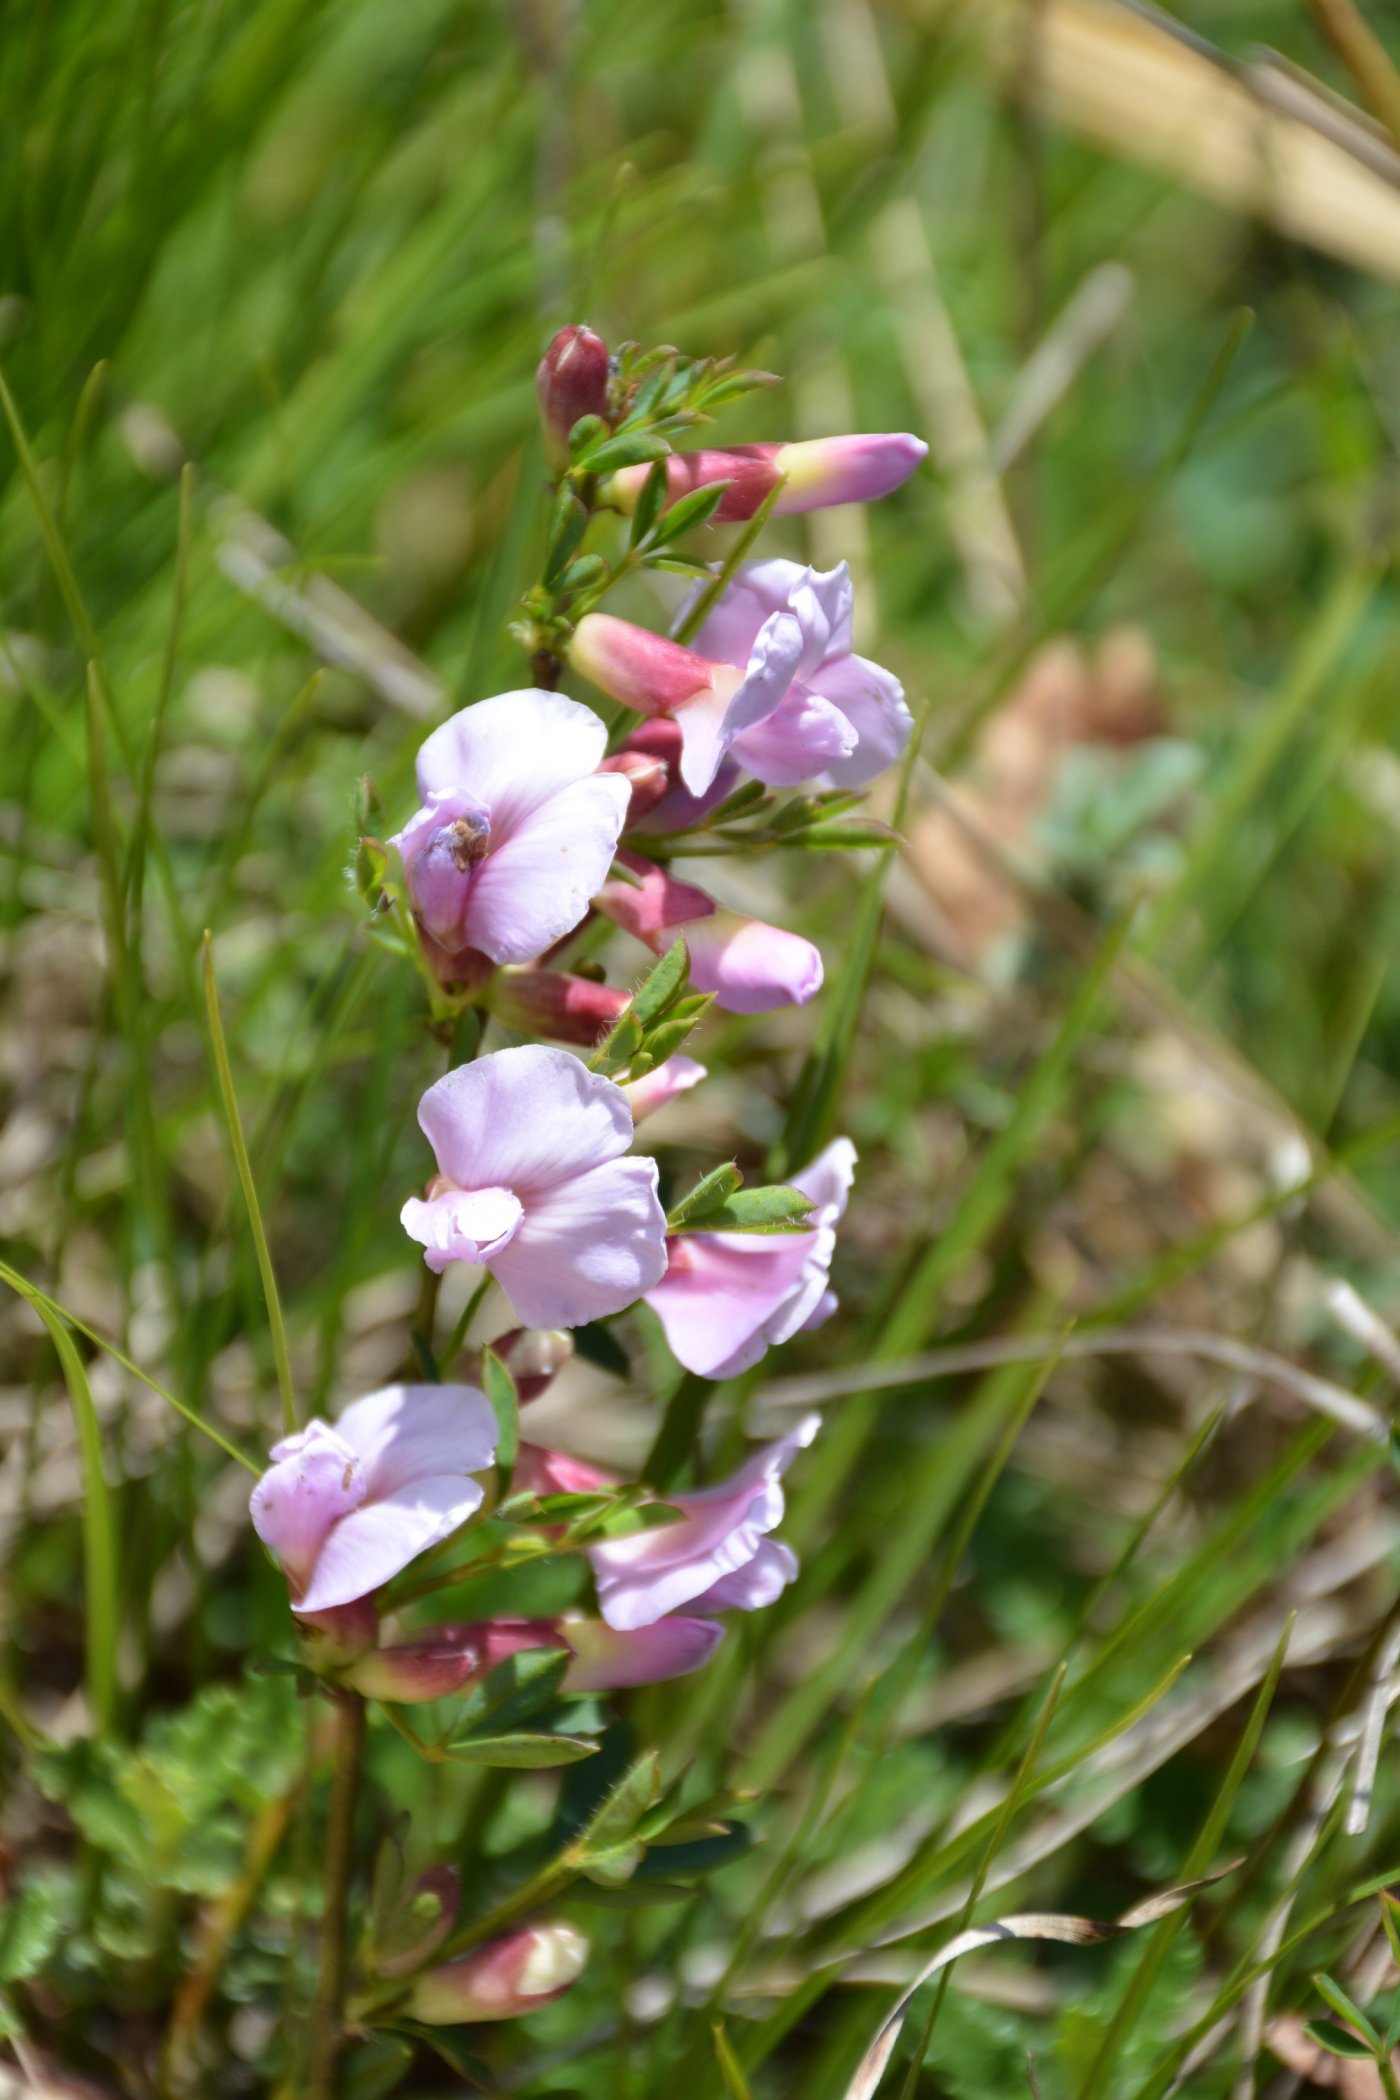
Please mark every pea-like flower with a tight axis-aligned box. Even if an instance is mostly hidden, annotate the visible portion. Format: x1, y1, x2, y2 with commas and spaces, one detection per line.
250, 1385, 498, 1615
596, 851, 822, 1014
692, 559, 911, 789
588, 1416, 820, 1630
646, 1139, 855, 1377
400, 1045, 668, 1328
606, 431, 927, 520
390, 690, 629, 969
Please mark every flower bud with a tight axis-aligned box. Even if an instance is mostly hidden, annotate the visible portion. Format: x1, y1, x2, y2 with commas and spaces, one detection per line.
338, 1628, 485, 1705
595, 851, 714, 943
514, 1444, 617, 1497
490, 1327, 574, 1403
376, 1865, 460, 1979
295, 1596, 379, 1665
597, 748, 672, 825
488, 969, 629, 1046
560, 1614, 724, 1690
568, 614, 721, 719
537, 327, 610, 459
682, 911, 822, 1013
606, 432, 926, 519
409, 1921, 590, 2024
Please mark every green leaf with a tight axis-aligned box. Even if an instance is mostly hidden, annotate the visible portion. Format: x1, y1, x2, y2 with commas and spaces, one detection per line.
633, 1822, 755, 1880
572, 1750, 663, 1863
555, 553, 609, 594
544, 487, 589, 584
635, 1003, 713, 1070
481, 1347, 518, 1482
568, 1880, 696, 1908
1314, 1972, 1383, 2050
580, 431, 670, 476
629, 459, 669, 547
654, 479, 730, 543
673, 1185, 815, 1235
344, 2035, 415, 2098
454, 1647, 570, 1738
566, 414, 609, 460
445, 1732, 598, 1768
632, 937, 691, 1024
0, 1883, 62, 1987
1302, 2019, 1376, 2061
666, 1161, 743, 1230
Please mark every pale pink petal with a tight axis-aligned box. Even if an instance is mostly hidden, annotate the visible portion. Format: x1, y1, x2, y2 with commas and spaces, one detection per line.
251, 1423, 366, 1595
460, 771, 628, 964
414, 691, 610, 832
416, 1046, 632, 1196
792, 1136, 857, 1216
809, 652, 913, 788
645, 1233, 814, 1380
590, 1418, 817, 1630
675, 611, 808, 796
731, 685, 858, 786
488, 1155, 667, 1328
689, 1538, 798, 1613
400, 1186, 524, 1272
773, 432, 927, 511
561, 1615, 725, 1690
335, 1383, 499, 1499
675, 912, 823, 1013
296, 1474, 488, 1613
623, 1056, 707, 1123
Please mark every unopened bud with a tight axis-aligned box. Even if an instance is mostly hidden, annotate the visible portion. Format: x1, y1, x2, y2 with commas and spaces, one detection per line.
296, 1596, 379, 1665
376, 1865, 461, 1978
409, 1921, 590, 2024
597, 748, 671, 825
491, 1328, 574, 1403
338, 1628, 484, 1705
537, 326, 610, 459
488, 969, 629, 1046
606, 432, 926, 519
514, 1444, 617, 1497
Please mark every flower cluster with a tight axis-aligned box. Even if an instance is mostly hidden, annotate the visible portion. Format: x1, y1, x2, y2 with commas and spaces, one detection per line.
250, 324, 923, 2037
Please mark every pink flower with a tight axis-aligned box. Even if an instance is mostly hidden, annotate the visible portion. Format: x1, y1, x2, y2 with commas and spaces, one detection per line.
513, 1443, 616, 1498
537, 325, 610, 460
249, 1385, 498, 1615
409, 1923, 589, 2024
606, 432, 926, 519
606, 719, 743, 835
693, 559, 911, 789
623, 1055, 706, 1123
568, 611, 807, 795
596, 851, 822, 1015
646, 1139, 855, 1377
588, 1416, 819, 1630
389, 690, 629, 967
400, 1045, 667, 1328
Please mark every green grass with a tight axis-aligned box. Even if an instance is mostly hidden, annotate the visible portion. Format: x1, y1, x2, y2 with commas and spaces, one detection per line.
7, 0, 1400, 2093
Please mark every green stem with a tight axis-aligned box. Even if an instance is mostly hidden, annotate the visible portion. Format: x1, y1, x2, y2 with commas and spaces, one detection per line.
304, 1692, 365, 2100
203, 933, 298, 1436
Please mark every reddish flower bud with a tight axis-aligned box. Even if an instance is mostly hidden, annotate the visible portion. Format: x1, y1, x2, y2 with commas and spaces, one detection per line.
607, 432, 926, 519
339, 1628, 485, 1705
376, 1864, 461, 1978
490, 1327, 575, 1403
409, 1921, 590, 2024
568, 614, 722, 719
537, 327, 610, 459
597, 748, 672, 825
296, 1596, 379, 1665
488, 969, 629, 1046
514, 1443, 617, 1497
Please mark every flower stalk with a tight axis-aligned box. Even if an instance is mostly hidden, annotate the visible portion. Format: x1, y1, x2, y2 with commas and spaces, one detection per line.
304, 1690, 366, 2100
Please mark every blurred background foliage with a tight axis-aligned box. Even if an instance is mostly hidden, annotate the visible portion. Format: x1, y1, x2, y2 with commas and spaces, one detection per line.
11, 0, 1400, 2093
